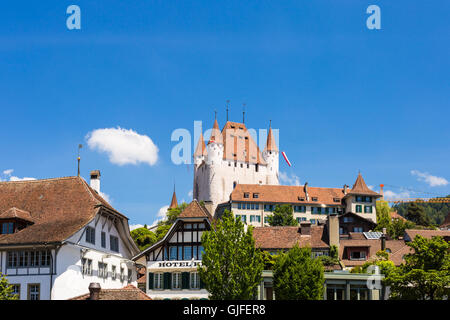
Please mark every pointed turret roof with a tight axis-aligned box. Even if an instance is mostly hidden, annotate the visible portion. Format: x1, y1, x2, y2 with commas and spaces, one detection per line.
348, 173, 380, 196
208, 118, 223, 145
194, 133, 207, 157
264, 125, 278, 153
169, 188, 178, 209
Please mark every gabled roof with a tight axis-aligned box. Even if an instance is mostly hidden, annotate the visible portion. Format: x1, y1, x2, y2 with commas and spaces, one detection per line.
404, 229, 450, 242
178, 200, 213, 220
263, 126, 278, 153
253, 225, 329, 250
0, 207, 34, 223
231, 184, 346, 205
194, 133, 207, 157
221, 121, 266, 165
0, 176, 133, 247
69, 285, 151, 300
346, 173, 381, 197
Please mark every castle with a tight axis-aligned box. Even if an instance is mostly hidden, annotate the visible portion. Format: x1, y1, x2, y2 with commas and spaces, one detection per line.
193, 117, 279, 213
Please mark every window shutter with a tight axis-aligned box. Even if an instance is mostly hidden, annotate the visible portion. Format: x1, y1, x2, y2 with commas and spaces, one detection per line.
148, 273, 154, 290
182, 272, 190, 289
164, 272, 171, 290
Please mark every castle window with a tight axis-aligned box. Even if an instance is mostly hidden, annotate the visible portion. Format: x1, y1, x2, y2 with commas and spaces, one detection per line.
234, 162, 237, 167
255, 164, 259, 172
233, 182, 237, 189
240, 163, 243, 168
244, 193, 250, 198
247, 163, 249, 169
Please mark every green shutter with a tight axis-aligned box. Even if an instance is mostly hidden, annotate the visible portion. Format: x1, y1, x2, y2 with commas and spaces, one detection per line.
182, 272, 190, 289
148, 273, 154, 289
164, 272, 171, 290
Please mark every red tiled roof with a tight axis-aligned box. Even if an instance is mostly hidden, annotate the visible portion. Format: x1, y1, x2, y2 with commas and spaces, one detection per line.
0, 176, 124, 245
169, 190, 178, 209
347, 173, 380, 197
252, 226, 329, 250
69, 285, 151, 300
194, 133, 207, 157
178, 200, 213, 220
231, 184, 345, 206
404, 229, 450, 241
221, 121, 266, 165
208, 119, 223, 145
440, 213, 450, 229
389, 211, 407, 222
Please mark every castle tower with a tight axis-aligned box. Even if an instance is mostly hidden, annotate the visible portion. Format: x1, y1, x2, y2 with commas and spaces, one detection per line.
262, 124, 279, 185
206, 118, 224, 166
193, 132, 207, 167
169, 186, 178, 209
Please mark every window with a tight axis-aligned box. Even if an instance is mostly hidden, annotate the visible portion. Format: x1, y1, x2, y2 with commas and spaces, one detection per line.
365, 196, 372, 202
339, 227, 344, 235
343, 217, 354, 223
120, 268, 125, 282
11, 284, 20, 299
198, 246, 205, 260
356, 205, 362, 213
110, 235, 119, 252
244, 193, 250, 198
82, 258, 93, 276
298, 197, 305, 201
98, 262, 108, 279
356, 196, 363, 202
169, 247, 177, 260
28, 284, 40, 300
333, 198, 341, 203
294, 206, 306, 213
364, 206, 373, 213
85, 226, 95, 244
255, 204, 259, 210
255, 164, 259, 172
251, 203, 255, 210
184, 246, 192, 260
253, 193, 259, 198
350, 251, 366, 260
101, 232, 106, 248
190, 272, 201, 290
246, 203, 251, 210
1, 222, 14, 234
111, 266, 117, 280
250, 215, 261, 223
7, 250, 51, 268
311, 207, 319, 214
172, 273, 182, 290
154, 273, 163, 290
310, 219, 317, 224
264, 204, 274, 212
312, 197, 318, 202
353, 227, 363, 233
237, 203, 242, 209
296, 217, 306, 223
128, 269, 132, 283
386, 248, 392, 253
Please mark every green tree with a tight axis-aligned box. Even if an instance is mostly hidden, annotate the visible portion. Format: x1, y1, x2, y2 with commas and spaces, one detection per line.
130, 227, 157, 251
198, 210, 264, 300
0, 273, 18, 300
385, 235, 450, 300
267, 205, 297, 226
375, 200, 391, 232
155, 223, 171, 241
154, 202, 189, 241
405, 202, 431, 226
273, 245, 324, 300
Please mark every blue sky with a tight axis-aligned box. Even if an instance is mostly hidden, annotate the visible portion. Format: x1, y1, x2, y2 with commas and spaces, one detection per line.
0, 1, 449, 228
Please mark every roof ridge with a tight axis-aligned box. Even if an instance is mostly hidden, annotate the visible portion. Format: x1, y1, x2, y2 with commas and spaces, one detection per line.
0, 176, 78, 184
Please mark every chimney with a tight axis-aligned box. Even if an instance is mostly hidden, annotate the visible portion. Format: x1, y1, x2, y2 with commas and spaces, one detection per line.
304, 182, 309, 201
343, 184, 348, 195
381, 233, 386, 251
90, 170, 101, 193
300, 221, 311, 235
380, 184, 384, 200
328, 214, 340, 250
89, 282, 101, 300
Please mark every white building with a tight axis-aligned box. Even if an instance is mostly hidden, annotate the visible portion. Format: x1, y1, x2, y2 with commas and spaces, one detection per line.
0, 172, 140, 300
133, 200, 212, 300
193, 118, 279, 213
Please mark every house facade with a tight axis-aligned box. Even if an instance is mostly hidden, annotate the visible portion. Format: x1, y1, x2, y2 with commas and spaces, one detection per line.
133, 200, 212, 300
0, 173, 140, 300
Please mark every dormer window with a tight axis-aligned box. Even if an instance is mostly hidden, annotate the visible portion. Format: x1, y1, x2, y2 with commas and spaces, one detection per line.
298, 197, 305, 201
312, 197, 318, 202
0, 207, 35, 234
333, 198, 341, 203
1, 222, 14, 234
253, 193, 259, 199
244, 193, 250, 198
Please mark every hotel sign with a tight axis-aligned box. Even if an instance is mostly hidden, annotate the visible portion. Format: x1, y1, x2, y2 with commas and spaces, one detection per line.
147, 260, 202, 269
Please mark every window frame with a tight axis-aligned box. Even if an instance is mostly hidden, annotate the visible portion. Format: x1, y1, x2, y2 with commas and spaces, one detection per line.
27, 283, 40, 300
85, 226, 96, 245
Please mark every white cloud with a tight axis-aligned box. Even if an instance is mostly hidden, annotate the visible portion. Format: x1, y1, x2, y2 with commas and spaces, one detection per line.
129, 224, 144, 231
384, 190, 411, 200
188, 190, 193, 198
279, 171, 301, 186
99, 191, 112, 204
9, 176, 36, 181
86, 127, 159, 166
148, 205, 170, 228
3, 169, 13, 175
410, 170, 448, 187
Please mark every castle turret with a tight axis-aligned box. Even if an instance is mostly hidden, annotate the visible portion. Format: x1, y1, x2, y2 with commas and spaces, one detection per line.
169, 187, 178, 209
262, 124, 279, 184
206, 118, 224, 166
194, 132, 207, 167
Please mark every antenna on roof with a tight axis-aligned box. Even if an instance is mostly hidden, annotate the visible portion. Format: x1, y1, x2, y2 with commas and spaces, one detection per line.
269, 119, 272, 128
243, 103, 246, 124
226, 100, 230, 121
77, 144, 83, 177
214, 110, 217, 120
